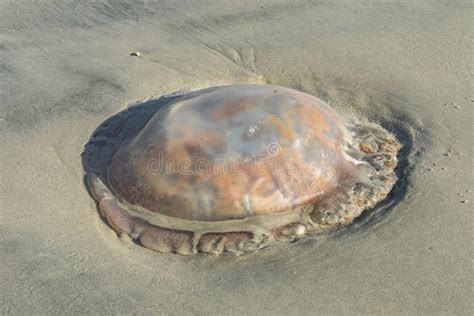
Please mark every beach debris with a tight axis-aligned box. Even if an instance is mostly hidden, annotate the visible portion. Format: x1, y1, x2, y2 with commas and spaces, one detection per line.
444, 148, 455, 157
86, 85, 401, 255
130, 51, 141, 57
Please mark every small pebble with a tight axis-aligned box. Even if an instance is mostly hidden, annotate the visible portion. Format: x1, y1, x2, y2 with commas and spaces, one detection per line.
130, 51, 141, 57
461, 200, 468, 204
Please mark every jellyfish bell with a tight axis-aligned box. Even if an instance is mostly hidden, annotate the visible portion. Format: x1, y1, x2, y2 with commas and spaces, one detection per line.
87, 85, 401, 255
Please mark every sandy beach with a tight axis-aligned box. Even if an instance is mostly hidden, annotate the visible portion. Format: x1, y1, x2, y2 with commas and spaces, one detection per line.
1, 1, 473, 314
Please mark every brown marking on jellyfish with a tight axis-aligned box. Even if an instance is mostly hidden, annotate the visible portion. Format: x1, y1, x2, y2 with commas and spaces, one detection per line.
266, 114, 296, 142
209, 96, 260, 120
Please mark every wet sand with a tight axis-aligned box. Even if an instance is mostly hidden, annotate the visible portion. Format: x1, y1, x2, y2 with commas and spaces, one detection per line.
1, 1, 473, 314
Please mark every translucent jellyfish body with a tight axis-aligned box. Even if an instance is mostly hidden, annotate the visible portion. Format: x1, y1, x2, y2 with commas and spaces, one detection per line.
87, 85, 401, 255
